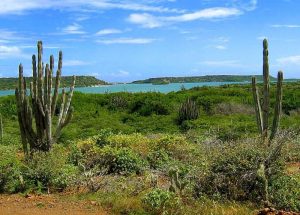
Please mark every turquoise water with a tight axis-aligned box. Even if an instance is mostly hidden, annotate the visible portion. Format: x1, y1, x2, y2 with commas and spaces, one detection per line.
0, 82, 245, 97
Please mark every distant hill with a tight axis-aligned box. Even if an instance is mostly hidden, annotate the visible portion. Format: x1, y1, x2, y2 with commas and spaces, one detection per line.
132, 75, 279, 84
0, 76, 109, 90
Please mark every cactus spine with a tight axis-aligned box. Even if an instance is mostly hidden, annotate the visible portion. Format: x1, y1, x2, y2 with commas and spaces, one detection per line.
252, 39, 283, 144
15, 41, 76, 153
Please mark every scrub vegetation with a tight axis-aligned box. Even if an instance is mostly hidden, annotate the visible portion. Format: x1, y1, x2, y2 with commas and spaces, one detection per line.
0, 40, 299, 214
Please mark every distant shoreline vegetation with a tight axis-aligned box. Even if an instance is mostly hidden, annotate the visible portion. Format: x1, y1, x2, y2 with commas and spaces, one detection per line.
0, 76, 109, 90
131, 75, 299, 84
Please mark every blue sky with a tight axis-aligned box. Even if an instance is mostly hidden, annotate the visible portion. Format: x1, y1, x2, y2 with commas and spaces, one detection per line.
0, 0, 300, 82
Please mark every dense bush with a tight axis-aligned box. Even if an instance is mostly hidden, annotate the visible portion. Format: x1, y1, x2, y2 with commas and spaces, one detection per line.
129, 94, 170, 116
147, 149, 170, 169
95, 129, 114, 148
214, 103, 254, 115
142, 189, 174, 214
196, 141, 267, 201
22, 146, 78, 192
101, 147, 145, 175
269, 174, 300, 211
0, 145, 22, 193
108, 95, 128, 110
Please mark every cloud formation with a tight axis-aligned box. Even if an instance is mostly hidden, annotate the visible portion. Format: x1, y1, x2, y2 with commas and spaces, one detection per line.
0, 0, 183, 15
62, 23, 86, 35
271, 24, 300, 28
200, 60, 242, 67
96, 29, 123, 36
277, 55, 300, 65
128, 7, 242, 28
96, 38, 156, 44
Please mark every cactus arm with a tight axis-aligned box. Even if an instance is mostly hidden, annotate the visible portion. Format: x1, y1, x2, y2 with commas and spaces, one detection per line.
48, 58, 53, 109
37, 41, 44, 106
44, 64, 49, 105
270, 71, 283, 140
54, 76, 75, 142
32, 55, 37, 100
30, 82, 33, 98
262, 39, 270, 140
51, 51, 62, 117
15, 88, 28, 155
62, 76, 76, 122
54, 89, 66, 142
252, 77, 263, 134
62, 106, 73, 128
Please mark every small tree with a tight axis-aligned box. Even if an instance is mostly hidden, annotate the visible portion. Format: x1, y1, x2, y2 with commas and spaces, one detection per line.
15, 41, 76, 154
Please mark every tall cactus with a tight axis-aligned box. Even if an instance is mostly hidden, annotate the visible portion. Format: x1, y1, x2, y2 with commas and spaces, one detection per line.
178, 98, 199, 124
252, 39, 283, 144
15, 41, 76, 153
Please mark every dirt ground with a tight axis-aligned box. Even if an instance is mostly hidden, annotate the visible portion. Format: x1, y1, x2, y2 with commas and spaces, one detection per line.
0, 194, 108, 215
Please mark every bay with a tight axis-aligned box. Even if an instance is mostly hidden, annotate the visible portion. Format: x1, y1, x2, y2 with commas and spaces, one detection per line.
0, 82, 246, 97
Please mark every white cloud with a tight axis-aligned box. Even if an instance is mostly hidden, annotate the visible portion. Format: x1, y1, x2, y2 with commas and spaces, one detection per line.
96, 38, 156, 44
235, 0, 257, 11
62, 23, 86, 35
214, 45, 227, 50
95, 28, 123, 36
0, 29, 26, 43
277, 55, 300, 65
0, 45, 28, 59
271, 24, 300, 28
168, 7, 241, 21
64, 60, 91, 66
0, 0, 183, 15
200, 60, 242, 67
112, 70, 130, 77
128, 7, 242, 28
128, 13, 163, 28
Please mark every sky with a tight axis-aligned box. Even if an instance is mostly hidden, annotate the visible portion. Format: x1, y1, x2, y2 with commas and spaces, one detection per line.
0, 0, 300, 82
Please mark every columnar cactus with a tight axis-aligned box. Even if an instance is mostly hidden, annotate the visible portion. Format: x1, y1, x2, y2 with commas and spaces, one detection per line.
169, 168, 188, 196
252, 39, 283, 144
178, 98, 199, 124
15, 41, 76, 154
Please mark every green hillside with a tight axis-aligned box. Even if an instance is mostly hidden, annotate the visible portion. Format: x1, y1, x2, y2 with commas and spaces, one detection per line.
0, 76, 109, 90
132, 75, 278, 84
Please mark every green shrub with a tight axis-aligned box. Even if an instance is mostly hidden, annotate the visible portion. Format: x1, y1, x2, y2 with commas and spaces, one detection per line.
0, 145, 22, 193
197, 142, 267, 201
22, 146, 78, 192
142, 189, 174, 213
217, 128, 242, 141
129, 97, 170, 116
106, 133, 151, 157
95, 129, 114, 148
147, 149, 169, 169
101, 147, 146, 175
108, 95, 128, 110
269, 174, 300, 212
